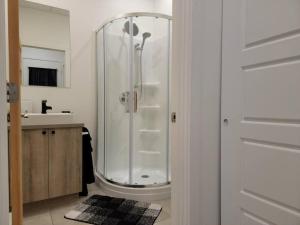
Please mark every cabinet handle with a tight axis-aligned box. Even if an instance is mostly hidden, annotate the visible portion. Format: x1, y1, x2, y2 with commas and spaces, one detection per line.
42, 131, 47, 135
51, 130, 55, 135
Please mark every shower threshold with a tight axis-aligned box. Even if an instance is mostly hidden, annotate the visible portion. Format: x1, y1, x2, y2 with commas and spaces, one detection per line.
105, 169, 169, 186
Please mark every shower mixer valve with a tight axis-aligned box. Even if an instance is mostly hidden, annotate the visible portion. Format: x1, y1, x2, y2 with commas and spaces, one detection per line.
119, 91, 138, 113
119, 91, 129, 113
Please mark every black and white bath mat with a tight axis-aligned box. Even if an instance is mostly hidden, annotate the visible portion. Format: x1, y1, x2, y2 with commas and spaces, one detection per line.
64, 195, 162, 225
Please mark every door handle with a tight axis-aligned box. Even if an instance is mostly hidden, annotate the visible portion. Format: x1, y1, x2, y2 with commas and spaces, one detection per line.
223, 118, 229, 125
171, 112, 176, 123
51, 130, 55, 135
42, 130, 47, 135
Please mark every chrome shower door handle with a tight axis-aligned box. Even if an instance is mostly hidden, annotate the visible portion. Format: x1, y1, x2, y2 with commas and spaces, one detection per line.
119, 91, 138, 113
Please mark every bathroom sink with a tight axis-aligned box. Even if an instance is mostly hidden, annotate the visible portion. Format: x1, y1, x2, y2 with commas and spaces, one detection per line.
21, 113, 74, 125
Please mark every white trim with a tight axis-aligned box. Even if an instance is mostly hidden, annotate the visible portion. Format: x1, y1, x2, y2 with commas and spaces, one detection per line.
172, 0, 223, 225
0, 0, 9, 224
171, 0, 192, 224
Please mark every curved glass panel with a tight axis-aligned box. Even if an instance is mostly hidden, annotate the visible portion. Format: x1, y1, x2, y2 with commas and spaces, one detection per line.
132, 16, 170, 185
96, 13, 171, 187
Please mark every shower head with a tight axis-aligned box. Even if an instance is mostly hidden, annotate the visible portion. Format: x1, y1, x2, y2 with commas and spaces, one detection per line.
143, 32, 151, 39
123, 21, 139, 36
141, 32, 152, 49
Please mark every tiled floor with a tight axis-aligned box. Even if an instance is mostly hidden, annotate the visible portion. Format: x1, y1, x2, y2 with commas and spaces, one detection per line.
23, 184, 171, 225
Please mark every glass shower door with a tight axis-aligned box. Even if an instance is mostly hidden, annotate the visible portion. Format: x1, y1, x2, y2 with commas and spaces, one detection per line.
103, 18, 133, 184
131, 17, 170, 185
96, 15, 171, 186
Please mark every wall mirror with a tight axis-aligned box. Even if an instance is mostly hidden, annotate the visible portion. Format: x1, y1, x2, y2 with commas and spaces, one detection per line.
19, 0, 71, 88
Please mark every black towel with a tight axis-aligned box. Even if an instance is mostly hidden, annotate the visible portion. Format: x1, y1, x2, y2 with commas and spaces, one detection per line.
79, 127, 95, 196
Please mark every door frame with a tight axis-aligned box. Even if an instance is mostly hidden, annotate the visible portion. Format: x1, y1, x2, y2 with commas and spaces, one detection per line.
0, 0, 224, 224
171, 0, 223, 225
7, 0, 23, 224
171, 0, 192, 224
0, 0, 9, 224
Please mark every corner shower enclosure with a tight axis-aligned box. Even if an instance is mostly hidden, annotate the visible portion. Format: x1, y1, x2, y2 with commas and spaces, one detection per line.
96, 13, 171, 188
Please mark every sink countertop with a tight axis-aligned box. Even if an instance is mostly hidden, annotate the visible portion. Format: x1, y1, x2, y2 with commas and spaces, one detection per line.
8, 122, 84, 130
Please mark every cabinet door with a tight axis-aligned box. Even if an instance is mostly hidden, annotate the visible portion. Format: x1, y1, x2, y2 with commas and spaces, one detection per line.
22, 129, 49, 203
49, 128, 82, 198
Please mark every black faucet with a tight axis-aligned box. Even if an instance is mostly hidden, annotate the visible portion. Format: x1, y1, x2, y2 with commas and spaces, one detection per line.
41, 100, 52, 114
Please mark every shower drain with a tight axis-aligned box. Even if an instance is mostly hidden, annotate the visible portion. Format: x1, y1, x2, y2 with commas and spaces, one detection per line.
141, 175, 150, 179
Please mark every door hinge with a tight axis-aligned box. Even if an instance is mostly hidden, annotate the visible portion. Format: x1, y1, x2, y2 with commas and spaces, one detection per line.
7, 82, 19, 103
171, 112, 176, 123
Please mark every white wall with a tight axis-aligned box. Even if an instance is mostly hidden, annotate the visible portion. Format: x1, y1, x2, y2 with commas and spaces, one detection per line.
154, 0, 172, 15
20, 0, 160, 147
19, 6, 71, 87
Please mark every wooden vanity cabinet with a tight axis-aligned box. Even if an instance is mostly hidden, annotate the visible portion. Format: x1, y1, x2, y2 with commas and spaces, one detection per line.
22, 129, 49, 203
22, 126, 82, 203
49, 128, 82, 198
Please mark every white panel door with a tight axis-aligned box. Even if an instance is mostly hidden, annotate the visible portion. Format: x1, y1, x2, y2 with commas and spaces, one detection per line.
222, 0, 300, 225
